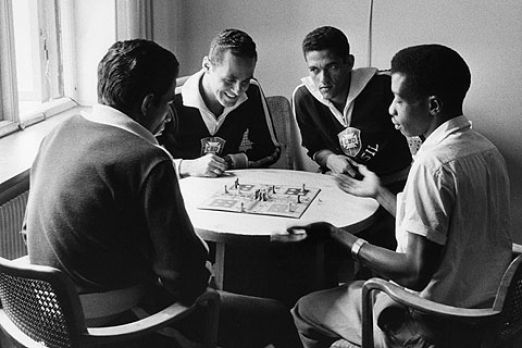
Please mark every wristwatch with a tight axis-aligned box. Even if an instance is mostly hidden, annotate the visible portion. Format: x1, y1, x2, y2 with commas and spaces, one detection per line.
351, 238, 368, 260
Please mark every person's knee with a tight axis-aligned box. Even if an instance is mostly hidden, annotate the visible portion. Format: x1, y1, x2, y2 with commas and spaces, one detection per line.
291, 291, 318, 328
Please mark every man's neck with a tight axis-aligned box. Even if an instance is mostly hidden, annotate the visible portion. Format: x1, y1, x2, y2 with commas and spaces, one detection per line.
330, 88, 349, 114
330, 73, 351, 113
200, 74, 224, 116
423, 109, 463, 140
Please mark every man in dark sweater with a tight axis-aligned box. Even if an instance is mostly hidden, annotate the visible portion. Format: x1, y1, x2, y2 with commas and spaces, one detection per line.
158, 28, 280, 177
24, 39, 300, 348
293, 26, 412, 187
293, 26, 413, 266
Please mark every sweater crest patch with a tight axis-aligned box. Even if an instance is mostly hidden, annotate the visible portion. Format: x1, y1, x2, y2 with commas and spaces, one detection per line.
201, 136, 226, 155
337, 127, 380, 162
338, 127, 362, 157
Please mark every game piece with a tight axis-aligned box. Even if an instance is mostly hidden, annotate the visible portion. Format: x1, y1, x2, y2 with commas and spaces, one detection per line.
240, 202, 244, 212
301, 183, 306, 193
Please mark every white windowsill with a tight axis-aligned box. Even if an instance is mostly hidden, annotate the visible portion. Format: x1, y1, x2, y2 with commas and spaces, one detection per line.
0, 103, 91, 195
18, 97, 79, 129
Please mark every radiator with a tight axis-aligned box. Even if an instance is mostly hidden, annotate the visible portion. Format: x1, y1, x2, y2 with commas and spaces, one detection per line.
0, 191, 28, 260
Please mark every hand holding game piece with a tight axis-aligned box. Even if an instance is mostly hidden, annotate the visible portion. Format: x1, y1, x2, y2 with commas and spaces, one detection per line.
286, 221, 335, 242
326, 154, 356, 175
181, 153, 227, 177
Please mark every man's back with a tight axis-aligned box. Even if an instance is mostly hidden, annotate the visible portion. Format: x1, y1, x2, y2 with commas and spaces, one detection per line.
26, 114, 209, 299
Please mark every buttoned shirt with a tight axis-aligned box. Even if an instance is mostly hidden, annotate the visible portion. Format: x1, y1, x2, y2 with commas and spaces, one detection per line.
395, 115, 512, 308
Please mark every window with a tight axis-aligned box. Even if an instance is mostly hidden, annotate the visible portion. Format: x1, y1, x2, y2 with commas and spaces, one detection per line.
0, 0, 75, 137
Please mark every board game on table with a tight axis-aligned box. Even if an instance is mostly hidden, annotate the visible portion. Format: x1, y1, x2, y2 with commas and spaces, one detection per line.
197, 178, 321, 218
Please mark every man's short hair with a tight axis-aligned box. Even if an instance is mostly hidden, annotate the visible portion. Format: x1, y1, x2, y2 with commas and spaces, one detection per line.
302, 26, 350, 59
208, 29, 257, 65
390, 44, 471, 108
97, 39, 179, 115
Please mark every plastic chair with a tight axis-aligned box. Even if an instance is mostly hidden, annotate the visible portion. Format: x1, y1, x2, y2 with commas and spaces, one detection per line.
330, 243, 522, 348
0, 257, 220, 348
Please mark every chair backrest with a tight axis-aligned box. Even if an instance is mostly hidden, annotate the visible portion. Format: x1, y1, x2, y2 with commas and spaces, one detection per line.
490, 253, 522, 345
265, 95, 309, 170
0, 257, 86, 348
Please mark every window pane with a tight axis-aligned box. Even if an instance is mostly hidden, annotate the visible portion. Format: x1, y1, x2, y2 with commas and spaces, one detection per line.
12, 0, 42, 117
12, 0, 62, 122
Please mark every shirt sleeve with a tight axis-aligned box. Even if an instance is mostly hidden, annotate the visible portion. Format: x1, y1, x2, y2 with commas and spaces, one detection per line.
141, 159, 211, 304
293, 87, 327, 160
396, 161, 454, 248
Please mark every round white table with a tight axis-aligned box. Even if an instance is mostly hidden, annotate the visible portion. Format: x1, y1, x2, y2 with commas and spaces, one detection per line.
179, 169, 379, 289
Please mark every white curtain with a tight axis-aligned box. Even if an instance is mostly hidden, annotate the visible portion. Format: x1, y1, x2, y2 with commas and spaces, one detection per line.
115, 0, 153, 41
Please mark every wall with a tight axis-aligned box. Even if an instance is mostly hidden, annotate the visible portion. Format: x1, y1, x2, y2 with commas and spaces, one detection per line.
155, 0, 522, 239
172, 0, 372, 99
371, 0, 522, 240
74, 0, 116, 105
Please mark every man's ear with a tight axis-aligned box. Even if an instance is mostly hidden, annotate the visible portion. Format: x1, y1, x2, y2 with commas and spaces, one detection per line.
428, 96, 442, 116
140, 93, 155, 116
202, 56, 211, 72
346, 54, 355, 69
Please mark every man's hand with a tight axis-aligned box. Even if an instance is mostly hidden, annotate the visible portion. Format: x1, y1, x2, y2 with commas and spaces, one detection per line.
274, 222, 358, 249
181, 153, 228, 177
286, 222, 335, 242
335, 161, 381, 199
326, 154, 358, 176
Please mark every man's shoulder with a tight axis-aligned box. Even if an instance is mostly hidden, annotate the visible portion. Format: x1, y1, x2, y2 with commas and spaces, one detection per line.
292, 83, 314, 104
374, 69, 392, 80
367, 70, 391, 88
416, 131, 501, 172
245, 80, 262, 99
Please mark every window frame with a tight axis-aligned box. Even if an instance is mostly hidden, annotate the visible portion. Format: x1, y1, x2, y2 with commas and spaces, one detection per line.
0, 0, 20, 137
0, 0, 77, 138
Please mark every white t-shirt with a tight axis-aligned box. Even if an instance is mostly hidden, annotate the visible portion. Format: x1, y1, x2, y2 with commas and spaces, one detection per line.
395, 115, 512, 308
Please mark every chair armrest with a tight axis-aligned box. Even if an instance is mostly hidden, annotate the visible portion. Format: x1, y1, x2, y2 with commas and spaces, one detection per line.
363, 278, 500, 319
83, 289, 220, 343
361, 278, 500, 348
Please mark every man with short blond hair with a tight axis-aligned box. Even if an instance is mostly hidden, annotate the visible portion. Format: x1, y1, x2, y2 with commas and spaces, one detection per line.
158, 28, 280, 177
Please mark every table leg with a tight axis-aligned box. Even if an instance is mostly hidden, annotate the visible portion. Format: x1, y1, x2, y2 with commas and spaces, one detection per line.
213, 242, 225, 290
